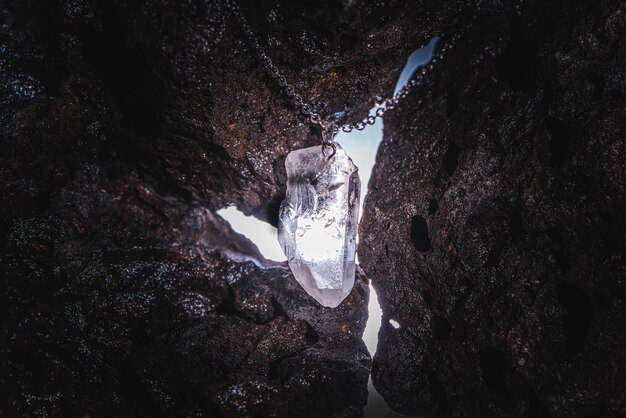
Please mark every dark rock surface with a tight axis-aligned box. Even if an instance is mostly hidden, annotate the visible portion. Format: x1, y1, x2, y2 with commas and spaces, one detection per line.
360, 0, 626, 416
0, 0, 441, 225
3, 0, 624, 416
0, 0, 414, 416
1, 162, 371, 417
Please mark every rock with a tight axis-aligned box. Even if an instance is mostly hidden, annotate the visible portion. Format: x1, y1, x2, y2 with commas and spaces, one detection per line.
0, 0, 394, 416
0, 0, 440, 225
1, 163, 371, 417
278, 144, 360, 308
3, 0, 623, 416
360, 0, 626, 416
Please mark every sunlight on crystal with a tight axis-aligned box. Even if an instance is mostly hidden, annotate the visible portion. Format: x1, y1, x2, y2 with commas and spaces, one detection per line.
293, 220, 345, 288
278, 144, 359, 307
297, 222, 343, 267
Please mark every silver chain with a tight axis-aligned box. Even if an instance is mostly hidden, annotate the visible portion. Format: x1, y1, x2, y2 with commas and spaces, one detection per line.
225, 0, 461, 139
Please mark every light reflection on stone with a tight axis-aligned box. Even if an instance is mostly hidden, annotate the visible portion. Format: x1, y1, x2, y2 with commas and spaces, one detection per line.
278, 144, 360, 307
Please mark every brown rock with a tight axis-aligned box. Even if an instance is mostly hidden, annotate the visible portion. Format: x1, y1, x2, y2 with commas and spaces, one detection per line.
360, 0, 626, 416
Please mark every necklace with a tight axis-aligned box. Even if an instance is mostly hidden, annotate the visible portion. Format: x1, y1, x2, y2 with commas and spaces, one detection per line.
226, 0, 453, 307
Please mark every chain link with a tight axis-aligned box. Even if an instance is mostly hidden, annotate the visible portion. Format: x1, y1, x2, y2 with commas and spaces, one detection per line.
225, 0, 462, 136
225, 0, 326, 129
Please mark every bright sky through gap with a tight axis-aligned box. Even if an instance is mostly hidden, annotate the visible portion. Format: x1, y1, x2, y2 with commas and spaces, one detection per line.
218, 38, 438, 418
218, 206, 285, 261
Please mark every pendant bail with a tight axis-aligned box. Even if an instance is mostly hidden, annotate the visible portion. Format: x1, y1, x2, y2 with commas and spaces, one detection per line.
322, 142, 336, 159
321, 121, 337, 159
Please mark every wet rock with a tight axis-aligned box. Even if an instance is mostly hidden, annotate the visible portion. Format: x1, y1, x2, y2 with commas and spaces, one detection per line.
0, 0, 447, 224
360, 0, 626, 416
0, 0, 391, 416
1, 163, 370, 417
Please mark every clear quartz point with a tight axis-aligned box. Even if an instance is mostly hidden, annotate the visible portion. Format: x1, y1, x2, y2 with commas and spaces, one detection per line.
278, 143, 360, 308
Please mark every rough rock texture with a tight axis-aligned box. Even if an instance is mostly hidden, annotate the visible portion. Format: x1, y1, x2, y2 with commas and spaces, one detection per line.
1, 163, 371, 417
0, 0, 429, 416
360, 0, 626, 417
0, 0, 444, 225
3, 0, 624, 416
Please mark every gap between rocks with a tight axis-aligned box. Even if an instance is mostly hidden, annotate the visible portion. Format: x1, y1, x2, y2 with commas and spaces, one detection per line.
217, 38, 438, 418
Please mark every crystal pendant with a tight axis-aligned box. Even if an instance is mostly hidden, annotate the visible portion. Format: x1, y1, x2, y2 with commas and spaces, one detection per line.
278, 143, 360, 308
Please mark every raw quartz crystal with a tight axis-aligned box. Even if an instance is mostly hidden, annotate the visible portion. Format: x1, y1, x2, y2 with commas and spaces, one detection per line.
278, 143, 360, 308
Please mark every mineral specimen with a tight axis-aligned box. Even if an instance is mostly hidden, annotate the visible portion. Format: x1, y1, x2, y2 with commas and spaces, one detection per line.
278, 144, 360, 308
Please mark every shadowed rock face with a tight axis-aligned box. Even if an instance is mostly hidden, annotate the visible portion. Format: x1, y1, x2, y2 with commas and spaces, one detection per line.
2, 0, 624, 417
0, 0, 447, 225
1, 163, 371, 417
0, 0, 418, 416
360, 0, 626, 416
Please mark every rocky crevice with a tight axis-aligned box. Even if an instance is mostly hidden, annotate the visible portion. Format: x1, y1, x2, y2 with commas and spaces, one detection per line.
360, 0, 626, 416
0, 1, 392, 415
1, 0, 624, 417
